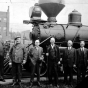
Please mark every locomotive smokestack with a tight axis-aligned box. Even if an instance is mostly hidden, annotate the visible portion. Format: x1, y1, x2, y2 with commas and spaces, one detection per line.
39, 0, 65, 22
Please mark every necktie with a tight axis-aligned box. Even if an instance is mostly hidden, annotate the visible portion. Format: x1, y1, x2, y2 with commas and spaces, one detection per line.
81, 48, 83, 52
51, 45, 54, 49
68, 47, 71, 50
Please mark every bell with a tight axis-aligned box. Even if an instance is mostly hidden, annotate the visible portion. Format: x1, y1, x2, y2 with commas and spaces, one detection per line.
68, 9, 82, 27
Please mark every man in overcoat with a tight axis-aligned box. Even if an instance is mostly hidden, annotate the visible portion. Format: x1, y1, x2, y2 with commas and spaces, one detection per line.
63, 40, 76, 86
46, 37, 60, 88
76, 41, 88, 84
29, 39, 44, 87
9, 36, 27, 88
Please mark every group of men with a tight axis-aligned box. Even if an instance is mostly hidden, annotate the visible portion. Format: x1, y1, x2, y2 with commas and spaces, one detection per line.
47, 38, 88, 88
63, 40, 88, 86
46, 37, 88, 88
0, 35, 88, 88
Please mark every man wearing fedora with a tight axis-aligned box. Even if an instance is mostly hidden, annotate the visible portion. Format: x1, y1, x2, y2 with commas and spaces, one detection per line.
9, 36, 27, 88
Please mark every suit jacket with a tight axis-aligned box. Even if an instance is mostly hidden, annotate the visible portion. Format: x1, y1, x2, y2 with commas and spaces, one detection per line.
76, 48, 88, 67
63, 47, 76, 67
47, 44, 60, 63
29, 46, 43, 65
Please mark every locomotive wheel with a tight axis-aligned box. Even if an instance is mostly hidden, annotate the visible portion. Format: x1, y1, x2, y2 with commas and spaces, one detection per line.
35, 60, 47, 76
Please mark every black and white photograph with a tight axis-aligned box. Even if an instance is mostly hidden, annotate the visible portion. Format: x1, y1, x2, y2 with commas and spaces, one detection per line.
0, 0, 88, 88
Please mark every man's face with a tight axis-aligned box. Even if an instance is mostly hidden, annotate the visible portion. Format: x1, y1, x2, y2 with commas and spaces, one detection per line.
50, 38, 55, 45
68, 41, 72, 47
80, 41, 85, 47
35, 40, 40, 47
15, 38, 21, 44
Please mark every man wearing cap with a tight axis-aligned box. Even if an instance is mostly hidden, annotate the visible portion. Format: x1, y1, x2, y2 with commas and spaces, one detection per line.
46, 37, 60, 88
62, 40, 76, 86
9, 36, 27, 88
76, 41, 88, 84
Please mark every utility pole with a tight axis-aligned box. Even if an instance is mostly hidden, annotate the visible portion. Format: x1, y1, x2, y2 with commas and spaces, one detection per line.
6, 6, 10, 37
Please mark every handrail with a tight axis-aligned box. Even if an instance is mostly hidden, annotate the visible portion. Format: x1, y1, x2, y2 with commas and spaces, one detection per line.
39, 35, 53, 45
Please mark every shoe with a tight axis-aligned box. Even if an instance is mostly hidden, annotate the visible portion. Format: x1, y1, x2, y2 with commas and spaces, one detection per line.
64, 80, 68, 85
37, 82, 42, 87
68, 82, 73, 87
11, 82, 17, 86
69, 84, 73, 88
0, 76, 5, 82
56, 85, 59, 88
64, 85, 69, 88
29, 82, 33, 87
49, 84, 53, 86
19, 82, 22, 88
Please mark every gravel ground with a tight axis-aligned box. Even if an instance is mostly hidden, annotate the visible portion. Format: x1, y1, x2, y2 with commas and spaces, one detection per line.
0, 79, 77, 88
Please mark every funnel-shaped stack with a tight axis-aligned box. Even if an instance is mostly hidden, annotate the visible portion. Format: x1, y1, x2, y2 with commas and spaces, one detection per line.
39, 0, 65, 22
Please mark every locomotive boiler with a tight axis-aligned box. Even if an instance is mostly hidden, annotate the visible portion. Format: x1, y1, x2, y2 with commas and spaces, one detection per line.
28, 0, 87, 46
24, 0, 88, 47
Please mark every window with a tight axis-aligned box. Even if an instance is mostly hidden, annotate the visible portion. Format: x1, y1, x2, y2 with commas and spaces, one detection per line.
0, 18, 1, 22
3, 18, 7, 22
0, 27, 1, 32
3, 27, 6, 31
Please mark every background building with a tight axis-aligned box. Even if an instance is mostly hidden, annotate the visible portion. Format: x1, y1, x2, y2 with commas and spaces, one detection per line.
0, 6, 9, 41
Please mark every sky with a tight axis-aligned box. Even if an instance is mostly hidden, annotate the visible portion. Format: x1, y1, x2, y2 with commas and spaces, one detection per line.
0, 0, 88, 32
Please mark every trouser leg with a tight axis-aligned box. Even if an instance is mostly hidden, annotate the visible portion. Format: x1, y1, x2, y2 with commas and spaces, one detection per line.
53, 64, 58, 85
0, 56, 4, 78
30, 63, 36, 83
17, 63, 22, 82
36, 63, 40, 82
82, 65, 86, 81
77, 67, 82, 84
64, 66, 68, 84
48, 63, 53, 84
12, 62, 17, 82
69, 67, 73, 85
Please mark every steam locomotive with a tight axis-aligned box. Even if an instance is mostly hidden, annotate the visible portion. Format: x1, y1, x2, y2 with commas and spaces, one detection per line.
22, 0, 88, 76
4, 0, 88, 77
